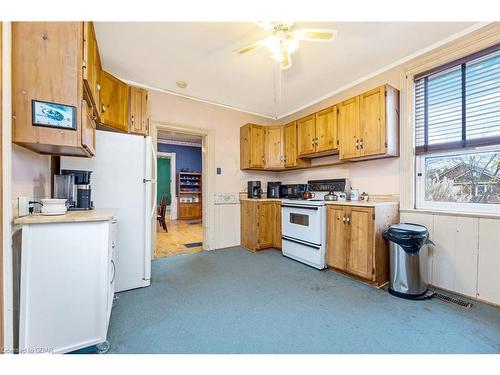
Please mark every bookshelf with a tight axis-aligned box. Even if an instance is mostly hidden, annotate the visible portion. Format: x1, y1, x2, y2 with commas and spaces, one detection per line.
177, 172, 202, 220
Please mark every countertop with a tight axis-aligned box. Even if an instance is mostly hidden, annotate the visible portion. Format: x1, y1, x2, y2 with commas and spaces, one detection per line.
239, 197, 398, 207
14, 208, 118, 225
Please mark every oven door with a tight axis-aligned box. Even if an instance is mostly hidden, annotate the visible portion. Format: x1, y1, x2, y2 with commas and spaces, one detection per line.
281, 203, 323, 245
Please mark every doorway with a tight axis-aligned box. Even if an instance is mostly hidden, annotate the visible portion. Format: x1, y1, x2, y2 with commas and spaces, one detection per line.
154, 130, 204, 258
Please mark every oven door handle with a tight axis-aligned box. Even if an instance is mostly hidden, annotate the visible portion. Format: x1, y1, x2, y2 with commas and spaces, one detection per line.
282, 236, 321, 250
281, 204, 319, 210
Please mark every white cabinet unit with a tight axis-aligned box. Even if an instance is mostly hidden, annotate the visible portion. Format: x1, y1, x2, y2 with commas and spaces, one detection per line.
15, 210, 117, 354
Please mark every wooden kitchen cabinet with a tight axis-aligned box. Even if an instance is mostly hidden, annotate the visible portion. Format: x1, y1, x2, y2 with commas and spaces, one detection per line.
297, 114, 316, 156
99, 70, 129, 133
339, 85, 399, 161
240, 200, 281, 252
297, 107, 338, 158
12, 22, 93, 157
272, 201, 282, 249
265, 125, 285, 170
81, 100, 96, 156
82, 21, 101, 118
283, 121, 310, 169
178, 203, 202, 220
129, 86, 149, 135
240, 124, 266, 169
315, 106, 338, 154
326, 203, 399, 286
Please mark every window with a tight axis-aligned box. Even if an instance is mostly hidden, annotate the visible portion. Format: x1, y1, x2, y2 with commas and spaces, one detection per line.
414, 45, 500, 214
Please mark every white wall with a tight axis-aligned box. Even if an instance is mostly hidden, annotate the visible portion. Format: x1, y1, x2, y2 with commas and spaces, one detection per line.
401, 211, 500, 305
11, 144, 51, 216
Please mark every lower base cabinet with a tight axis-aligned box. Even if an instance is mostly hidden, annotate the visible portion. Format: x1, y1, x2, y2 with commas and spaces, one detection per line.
178, 202, 202, 220
240, 200, 281, 252
326, 203, 399, 286
18, 218, 117, 354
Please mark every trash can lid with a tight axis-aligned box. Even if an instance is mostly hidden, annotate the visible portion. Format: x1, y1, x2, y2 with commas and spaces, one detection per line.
387, 223, 428, 237
383, 223, 429, 253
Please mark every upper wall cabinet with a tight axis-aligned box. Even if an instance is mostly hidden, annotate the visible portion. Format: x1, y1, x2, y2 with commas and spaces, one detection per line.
297, 106, 338, 158
339, 85, 399, 161
82, 22, 101, 120
240, 124, 266, 169
12, 22, 93, 157
283, 122, 310, 169
265, 125, 284, 170
129, 87, 149, 135
99, 70, 129, 133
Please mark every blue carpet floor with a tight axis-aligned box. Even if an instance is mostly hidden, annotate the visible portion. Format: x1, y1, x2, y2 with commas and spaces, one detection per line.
101, 247, 500, 354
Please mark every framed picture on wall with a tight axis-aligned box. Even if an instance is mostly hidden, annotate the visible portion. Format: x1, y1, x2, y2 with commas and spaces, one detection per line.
32, 99, 77, 131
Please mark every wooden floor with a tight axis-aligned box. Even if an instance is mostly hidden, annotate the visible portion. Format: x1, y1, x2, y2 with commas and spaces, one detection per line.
155, 218, 203, 259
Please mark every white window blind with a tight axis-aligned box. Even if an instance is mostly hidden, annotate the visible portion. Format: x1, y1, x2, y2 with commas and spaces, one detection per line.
414, 46, 500, 155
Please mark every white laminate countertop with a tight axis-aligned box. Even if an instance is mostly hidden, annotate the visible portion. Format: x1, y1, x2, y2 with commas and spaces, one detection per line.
14, 208, 118, 225
239, 197, 398, 207
324, 200, 399, 208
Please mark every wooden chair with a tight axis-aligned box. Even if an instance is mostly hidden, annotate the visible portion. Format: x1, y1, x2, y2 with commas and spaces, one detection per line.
157, 196, 168, 232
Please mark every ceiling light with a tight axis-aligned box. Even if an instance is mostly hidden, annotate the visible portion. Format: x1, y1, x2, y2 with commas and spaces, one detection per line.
176, 81, 188, 89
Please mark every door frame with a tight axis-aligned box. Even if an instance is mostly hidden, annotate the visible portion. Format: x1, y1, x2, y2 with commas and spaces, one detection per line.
157, 151, 177, 220
150, 121, 215, 251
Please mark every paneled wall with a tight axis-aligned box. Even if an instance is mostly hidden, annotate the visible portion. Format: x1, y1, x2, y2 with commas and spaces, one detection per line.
400, 211, 500, 305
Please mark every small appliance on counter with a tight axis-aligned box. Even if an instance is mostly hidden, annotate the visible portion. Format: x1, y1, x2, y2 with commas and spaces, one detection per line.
267, 182, 281, 198
280, 184, 307, 199
54, 169, 94, 210
247, 181, 263, 199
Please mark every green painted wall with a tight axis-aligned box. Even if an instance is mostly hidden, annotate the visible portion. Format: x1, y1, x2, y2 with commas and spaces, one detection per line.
157, 158, 171, 205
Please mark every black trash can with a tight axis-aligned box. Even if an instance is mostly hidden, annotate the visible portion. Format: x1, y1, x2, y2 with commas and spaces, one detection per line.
383, 223, 434, 300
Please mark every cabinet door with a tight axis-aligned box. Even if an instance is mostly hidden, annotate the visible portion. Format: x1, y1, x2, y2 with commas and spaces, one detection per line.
99, 70, 129, 132
83, 22, 99, 111
338, 96, 360, 160
326, 206, 348, 269
283, 121, 298, 167
315, 106, 338, 153
272, 202, 282, 249
250, 125, 266, 168
297, 115, 316, 156
240, 200, 257, 251
346, 206, 374, 280
81, 100, 96, 156
265, 126, 284, 169
360, 86, 386, 157
258, 201, 274, 248
129, 87, 148, 135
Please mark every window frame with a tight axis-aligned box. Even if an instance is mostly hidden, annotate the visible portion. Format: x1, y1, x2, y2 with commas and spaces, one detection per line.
415, 145, 500, 215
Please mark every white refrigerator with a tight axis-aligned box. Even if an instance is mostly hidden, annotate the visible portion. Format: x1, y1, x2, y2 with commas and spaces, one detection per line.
61, 130, 156, 292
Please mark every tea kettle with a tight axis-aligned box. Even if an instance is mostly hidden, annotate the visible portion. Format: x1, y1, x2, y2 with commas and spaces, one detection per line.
324, 190, 338, 201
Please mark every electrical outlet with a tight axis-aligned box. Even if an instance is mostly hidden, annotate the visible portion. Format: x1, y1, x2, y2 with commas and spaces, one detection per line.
18, 196, 30, 217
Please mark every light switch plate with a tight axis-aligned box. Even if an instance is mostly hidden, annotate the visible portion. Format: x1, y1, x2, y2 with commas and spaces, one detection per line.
18, 196, 30, 217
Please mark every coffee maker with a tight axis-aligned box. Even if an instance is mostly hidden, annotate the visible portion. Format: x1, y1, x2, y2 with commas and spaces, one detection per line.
54, 169, 94, 210
247, 181, 262, 199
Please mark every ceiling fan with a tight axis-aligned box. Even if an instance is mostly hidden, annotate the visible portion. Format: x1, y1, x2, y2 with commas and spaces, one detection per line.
235, 22, 337, 69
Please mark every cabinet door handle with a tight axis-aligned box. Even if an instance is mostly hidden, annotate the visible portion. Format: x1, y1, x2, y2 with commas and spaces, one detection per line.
356, 139, 360, 150
359, 138, 363, 149
346, 217, 350, 224
102, 104, 106, 113
131, 115, 134, 124
311, 138, 315, 146
97, 83, 101, 91
315, 138, 318, 145
342, 216, 346, 224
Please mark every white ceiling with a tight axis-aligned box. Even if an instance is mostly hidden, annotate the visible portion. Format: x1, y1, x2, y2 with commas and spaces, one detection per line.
94, 22, 477, 119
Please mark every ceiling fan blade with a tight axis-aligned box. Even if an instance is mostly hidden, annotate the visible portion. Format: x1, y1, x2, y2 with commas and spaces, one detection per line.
294, 29, 337, 42
235, 40, 264, 55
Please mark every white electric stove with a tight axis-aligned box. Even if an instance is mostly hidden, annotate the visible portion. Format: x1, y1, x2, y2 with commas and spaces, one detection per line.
281, 179, 350, 269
